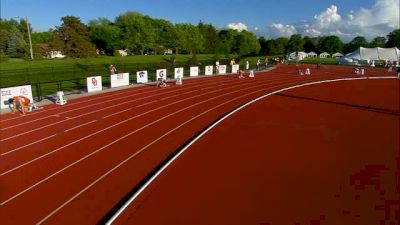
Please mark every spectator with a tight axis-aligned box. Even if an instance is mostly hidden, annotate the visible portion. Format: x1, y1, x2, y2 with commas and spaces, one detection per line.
109, 64, 117, 75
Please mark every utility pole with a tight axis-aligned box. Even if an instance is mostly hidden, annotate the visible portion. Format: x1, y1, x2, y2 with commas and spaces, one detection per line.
16, 16, 34, 60
26, 17, 34, 60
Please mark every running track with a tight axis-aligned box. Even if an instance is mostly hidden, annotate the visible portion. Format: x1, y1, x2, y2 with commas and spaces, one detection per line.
1, 65, 398, 224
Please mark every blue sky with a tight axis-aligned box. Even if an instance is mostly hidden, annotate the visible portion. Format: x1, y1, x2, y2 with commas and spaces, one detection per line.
1, 0, 399, 41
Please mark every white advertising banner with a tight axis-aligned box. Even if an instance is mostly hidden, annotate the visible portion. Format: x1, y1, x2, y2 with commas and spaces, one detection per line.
174, 67, 184, 79
136, 71, 148, 83
86, 76, 102, 93
218, 65, 227, 74
232, 64, 239, 73
156, 69, 167, 81
190, 67, 199, 77
205, 65, 213, 75
111, 73, 129, 88
0, 85, 33, 109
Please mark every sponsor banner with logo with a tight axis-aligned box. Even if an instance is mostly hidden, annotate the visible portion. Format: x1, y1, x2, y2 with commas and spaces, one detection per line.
232, 64, 239, 73
174, 67, 184, 79
190, 67, 199, 77
0, 85, 33, 109
156, 69, 167, 81
86, 76, 102, 93
205, 65, 213, 75
136, 70, 148, 83
218, 65, 227, 74
111, 73, 130, 88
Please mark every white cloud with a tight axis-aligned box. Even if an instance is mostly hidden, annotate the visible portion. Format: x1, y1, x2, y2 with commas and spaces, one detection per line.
226, 22, 248, 31
262, 0, 400, 41
314, 5, 342, 28
270, 23, 297, 37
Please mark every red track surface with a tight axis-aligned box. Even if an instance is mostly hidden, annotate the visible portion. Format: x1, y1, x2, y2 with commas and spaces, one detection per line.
1, 65, 398, 225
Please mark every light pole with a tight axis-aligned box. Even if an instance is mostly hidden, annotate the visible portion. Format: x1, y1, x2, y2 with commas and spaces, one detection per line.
16, 16, 34, 60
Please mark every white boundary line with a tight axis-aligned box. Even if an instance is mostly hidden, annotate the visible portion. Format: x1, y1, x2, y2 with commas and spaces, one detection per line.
105, 76, 397, 225
0, 76, 293, 177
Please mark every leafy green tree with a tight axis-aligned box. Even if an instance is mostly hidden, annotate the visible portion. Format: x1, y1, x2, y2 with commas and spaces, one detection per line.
287, 34, 305, 53
343, 36, 368, 53
232, 30, 260, 56
273, 37, 289, 55
0, 19, 27, 57
175, 23, 204, 54
369, 36, 386, 48
318, 35, 343, 54
88, 18, 121, 55
53, 16, 96, 58
303, 36, 318, 53
198, 22, 221, 54
258, 37, 268, 55
386, 29, 400, 48
115, 12, 156, 55
150, 18, 177, 54
217, 29, 236, 55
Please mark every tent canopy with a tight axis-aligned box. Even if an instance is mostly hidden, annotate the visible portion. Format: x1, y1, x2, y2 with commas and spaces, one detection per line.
342, 47, 400, 61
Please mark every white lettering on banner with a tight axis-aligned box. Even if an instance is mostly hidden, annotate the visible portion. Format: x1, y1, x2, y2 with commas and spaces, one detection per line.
87, 76, 103, 93
0, 85, 33, 109
190, 67, 199, 77
218, 65, 227, 74
110, 73, 130, 88
156, 69, 167, 81
174, 67, 184, 79
205, 66, 213, 76
136, 71, 148, 83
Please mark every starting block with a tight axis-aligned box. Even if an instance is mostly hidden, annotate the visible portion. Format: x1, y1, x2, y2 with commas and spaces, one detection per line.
56, 91, 67, 105
176, 76, 182, 85
28, 103, 42, 112
249, 70, 255, 78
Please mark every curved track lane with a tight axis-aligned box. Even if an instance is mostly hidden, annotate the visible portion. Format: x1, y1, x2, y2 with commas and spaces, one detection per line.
0, 65, 397, 224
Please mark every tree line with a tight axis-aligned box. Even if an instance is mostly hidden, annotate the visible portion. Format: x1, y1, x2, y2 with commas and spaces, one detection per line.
1, 11, 399, 59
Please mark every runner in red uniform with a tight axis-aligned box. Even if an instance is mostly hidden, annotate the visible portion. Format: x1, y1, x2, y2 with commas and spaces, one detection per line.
8, 96, 31, 115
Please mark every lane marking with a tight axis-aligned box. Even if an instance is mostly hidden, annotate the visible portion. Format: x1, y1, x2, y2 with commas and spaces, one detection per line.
64, 120, 97, 133
35, 78, 308, 225
0, 75, 286, 163
0, 77, 228, 125
0, 78, 233, 140
1, 135, 57, 156
1, 76, 300, 206
105, 76, 397, 224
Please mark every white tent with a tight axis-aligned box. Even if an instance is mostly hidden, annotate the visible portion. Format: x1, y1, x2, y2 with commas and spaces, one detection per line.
288, 51, 307, 60
340, 47, 400, 62
307, 52, 318, 58
319, 52, 330, 58
332, 52, 344, 58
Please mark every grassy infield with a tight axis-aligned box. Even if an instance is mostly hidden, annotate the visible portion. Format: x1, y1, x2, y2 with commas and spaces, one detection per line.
0, 55, 337, 97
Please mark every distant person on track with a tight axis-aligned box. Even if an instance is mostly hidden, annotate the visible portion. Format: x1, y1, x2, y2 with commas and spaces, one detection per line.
8, 96, 30, 115
156, 78, 168, 88
238, 70, 245, 79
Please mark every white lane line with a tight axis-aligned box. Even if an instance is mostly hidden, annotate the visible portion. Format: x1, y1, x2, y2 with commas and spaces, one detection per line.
1, 135, 57, 156
0, 119, 70, 142
1, 76, 296, 206
0, 115, 60, 131
64, 120, 97, 133
0, 78, 225, 126
0, 77, 273, 176
0, 78, 229, 140
36, 78, 310, 225
105, 76, 397, 224
103, 109, 132, 119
